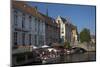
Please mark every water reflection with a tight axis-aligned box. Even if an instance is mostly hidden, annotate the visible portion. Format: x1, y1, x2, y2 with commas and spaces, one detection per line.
45, 51, 96, 64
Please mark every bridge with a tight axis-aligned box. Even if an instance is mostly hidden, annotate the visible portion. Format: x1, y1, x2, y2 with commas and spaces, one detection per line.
71, 42, 96, 51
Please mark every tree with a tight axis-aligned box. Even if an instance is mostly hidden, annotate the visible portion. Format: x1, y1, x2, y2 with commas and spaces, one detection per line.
79, 28, 91, 43
64, 41, 71, 48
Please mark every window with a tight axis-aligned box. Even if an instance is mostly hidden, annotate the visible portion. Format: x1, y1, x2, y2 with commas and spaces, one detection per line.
35, 18, 37, 32
61, 36, 64, 42
38, 22, 40, 34
29, 34, 31, 45
14, 32, 17, 46
41, 23, 43, 33
38, 19, 40, 22
40, 35, 42, 45
38, 35, 41, 46
42, 23, 44, 32
29, 16, 32, 22
14, 10, 18, 26
34, 35, 37, 46
61, 27, 64, 33
22, 13, 25, 28
58, 20, 60, 23
35, 18, 37, 21
29, 16, 32, 29
22, 33, 25, 46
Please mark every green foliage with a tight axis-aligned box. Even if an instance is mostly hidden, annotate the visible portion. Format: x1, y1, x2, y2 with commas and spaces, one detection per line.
80, 28, 91, 43
64, 41, 71, 48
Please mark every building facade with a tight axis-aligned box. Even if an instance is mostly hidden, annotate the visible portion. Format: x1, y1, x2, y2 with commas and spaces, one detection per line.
56, 16, 78, 45
12, 1, 79, 66
40, 13, 60, 46
12, 1, 46, 49
12, 1, 60, 49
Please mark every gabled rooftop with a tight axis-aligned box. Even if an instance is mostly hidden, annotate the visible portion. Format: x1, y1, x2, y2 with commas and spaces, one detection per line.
12, 1, 58, 27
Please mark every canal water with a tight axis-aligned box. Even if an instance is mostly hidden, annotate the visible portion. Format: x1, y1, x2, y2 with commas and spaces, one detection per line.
21, 51, 96, 66
45, 51, 96, 64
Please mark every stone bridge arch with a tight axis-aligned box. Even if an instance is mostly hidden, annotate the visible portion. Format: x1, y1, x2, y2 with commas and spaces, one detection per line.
72, 43, 95, 51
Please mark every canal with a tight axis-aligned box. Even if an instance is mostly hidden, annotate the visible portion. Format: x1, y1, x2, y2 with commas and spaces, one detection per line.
45, 51, 96, 64
20, 51, 96, 66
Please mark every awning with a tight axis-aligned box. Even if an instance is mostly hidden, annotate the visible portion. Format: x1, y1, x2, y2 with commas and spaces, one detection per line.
32, 45, 38, 49
41, 45, 50, 48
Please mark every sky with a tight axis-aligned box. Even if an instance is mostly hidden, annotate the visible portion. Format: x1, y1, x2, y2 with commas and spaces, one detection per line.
26, 2, 96, 35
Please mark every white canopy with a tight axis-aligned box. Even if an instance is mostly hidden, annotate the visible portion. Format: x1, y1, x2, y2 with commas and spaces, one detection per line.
41, 45, 49, 48
48, 48, 57, 52
32, 45, 38, 49
48, 48, 54, 52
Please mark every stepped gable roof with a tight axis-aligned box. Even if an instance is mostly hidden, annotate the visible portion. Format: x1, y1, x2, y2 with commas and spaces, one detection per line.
60, 16, 70, 24
60, 16, 67, 23
60, 16, 77, 29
